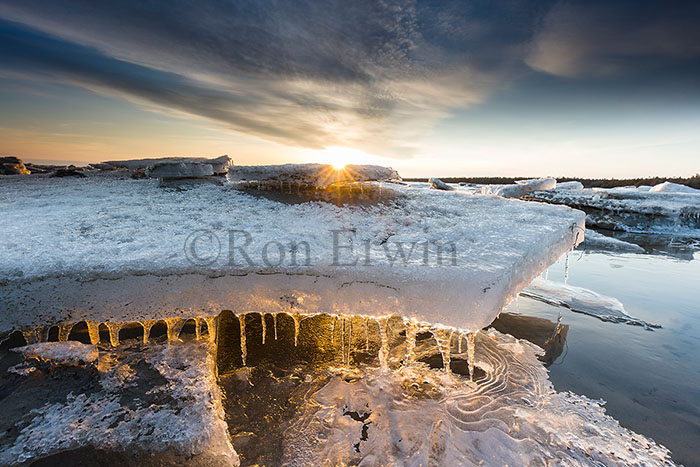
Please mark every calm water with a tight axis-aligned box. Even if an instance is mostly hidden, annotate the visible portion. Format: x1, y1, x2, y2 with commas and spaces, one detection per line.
509, 239, 700, 466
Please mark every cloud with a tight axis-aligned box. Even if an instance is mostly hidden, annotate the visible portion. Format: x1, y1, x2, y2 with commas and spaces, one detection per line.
526, 1, 700, 77
0, 1, 545, 157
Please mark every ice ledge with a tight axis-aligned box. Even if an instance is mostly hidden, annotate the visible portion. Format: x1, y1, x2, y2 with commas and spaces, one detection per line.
0, 178, 584, 333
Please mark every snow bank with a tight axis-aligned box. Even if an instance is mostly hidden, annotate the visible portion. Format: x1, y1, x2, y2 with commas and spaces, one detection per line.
521, 277, 659, 329
0, 173, 583, 333
649, 181, 700, 194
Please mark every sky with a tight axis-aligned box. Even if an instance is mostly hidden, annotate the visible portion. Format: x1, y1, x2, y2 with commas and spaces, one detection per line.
0, 0, 699, 178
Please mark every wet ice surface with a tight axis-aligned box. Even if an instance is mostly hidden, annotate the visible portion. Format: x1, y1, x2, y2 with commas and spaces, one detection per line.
0, 338, 236, 467
214, 313, 675, 466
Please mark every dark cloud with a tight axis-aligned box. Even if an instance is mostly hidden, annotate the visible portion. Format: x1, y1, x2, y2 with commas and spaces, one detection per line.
526, 0, 700, 77
0, 1, 698, 156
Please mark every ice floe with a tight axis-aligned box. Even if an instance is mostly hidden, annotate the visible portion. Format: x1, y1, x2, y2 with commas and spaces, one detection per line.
582, 229, 645, 252
0, 172, 584, 334
521, 277, 660, 329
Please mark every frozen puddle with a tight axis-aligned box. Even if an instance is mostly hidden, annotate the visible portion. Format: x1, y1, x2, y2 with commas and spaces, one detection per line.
0, 171, 675, 464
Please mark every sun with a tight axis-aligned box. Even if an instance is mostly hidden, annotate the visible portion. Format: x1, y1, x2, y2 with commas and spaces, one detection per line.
309, 146, 378, 169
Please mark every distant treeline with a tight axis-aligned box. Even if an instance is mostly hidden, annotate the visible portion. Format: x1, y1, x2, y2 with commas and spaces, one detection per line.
404, 174, 700, 189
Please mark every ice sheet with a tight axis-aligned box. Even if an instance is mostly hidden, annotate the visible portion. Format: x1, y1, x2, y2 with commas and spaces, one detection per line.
0, 173, 583, 334
521, 277, 660, 329
529, 186, 700, 237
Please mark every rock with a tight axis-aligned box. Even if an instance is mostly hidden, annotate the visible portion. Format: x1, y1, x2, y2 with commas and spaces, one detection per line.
429, 178, 453, 190
52, 168, 86, 177
146, 162, 215, 179
0, 156, 30, 175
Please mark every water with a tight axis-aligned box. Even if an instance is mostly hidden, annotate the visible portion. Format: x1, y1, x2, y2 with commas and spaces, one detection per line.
506, 239, 700, 465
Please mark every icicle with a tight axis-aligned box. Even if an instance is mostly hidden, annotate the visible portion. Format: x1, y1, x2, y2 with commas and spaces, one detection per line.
239, 314, 247, 366
204, 316, 217, 343
291, 313, 301, 347
339, 318, 345, 364
35, 325, 50, 343
457, 332, 462, 354
193, 317, 202, 341
273, 313, 278, 340
86, 321, 100, 345
105, 322, 122, 347
261, 313, 266, 344
404, 319, 418, 364
431, 328, 454, 373
139, 320, 156, 344
21, 329, 38, 345
165, 318, 185, 342
377, 317, 389, 370
347, 318, 353, 364
564, 251, 570, 285
330, 315, 336, 343
466, 332, 476, 381
58, 322, 73, 342
545, 268, 550, 281
363, 317, 369, 351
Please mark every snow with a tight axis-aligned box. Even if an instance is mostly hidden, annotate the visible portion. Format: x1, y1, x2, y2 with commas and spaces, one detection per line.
650, 181, 700, 194
0, 342, 238, 466
228, 163, 400, 187
0, 172, 583, 333
14, 341, 99, 365
521, 277, 659, 329
528, 186, 700, 237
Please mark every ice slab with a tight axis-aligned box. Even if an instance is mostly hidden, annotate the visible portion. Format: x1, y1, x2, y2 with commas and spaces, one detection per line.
529, 186, 700, 237
582, 229, 645, 252
14, 341, 99, 366
0, 341, 237, 466
521, 277, 660, 329
102, 155, 232, 175
228, 163, 400, 187
0, 174, 583, 334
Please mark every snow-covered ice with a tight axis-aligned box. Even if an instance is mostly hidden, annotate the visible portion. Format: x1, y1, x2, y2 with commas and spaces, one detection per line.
529, 185, 700, 237
521, 277, 659, 329
0, 341, 237, 466
0, 173, 584, 334
649, 181, 700, 194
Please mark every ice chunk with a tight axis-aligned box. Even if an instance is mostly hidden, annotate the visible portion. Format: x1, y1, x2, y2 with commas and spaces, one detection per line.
481, 178, 556, 199
555, 181, 583, 190
103, 155, 232, 175
529, 186, 700, 237
13, 341, 99, 366
582, 230, 645, 252
515, 177, 556, 191
521, 277, 660, 329
0, 173, 584, 333
649, 181, 700, 194
428, 178, 453, 190
147, 162, 215, 179
0, 342, 238, 466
